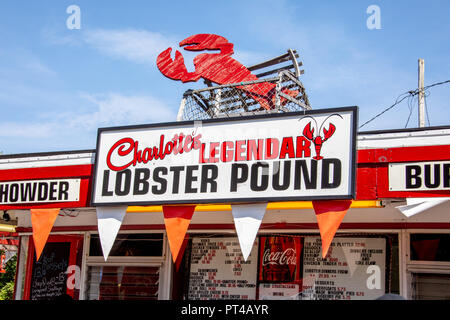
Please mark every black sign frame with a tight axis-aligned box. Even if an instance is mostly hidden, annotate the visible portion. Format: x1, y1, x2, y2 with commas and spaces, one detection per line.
91, 106, 358, 206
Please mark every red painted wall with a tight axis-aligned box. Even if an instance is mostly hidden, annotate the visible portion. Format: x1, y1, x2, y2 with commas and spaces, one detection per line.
1, 144, 449, 210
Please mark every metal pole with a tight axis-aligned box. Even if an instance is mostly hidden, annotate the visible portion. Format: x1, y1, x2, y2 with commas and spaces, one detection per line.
418, 58, 425, 127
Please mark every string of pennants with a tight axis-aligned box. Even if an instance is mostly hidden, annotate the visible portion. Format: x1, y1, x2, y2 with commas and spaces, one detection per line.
29, 198, 450, 262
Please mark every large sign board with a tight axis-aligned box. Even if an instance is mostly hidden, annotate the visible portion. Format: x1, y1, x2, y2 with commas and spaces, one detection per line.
92, 107, 357, 205
389, 161, 450, 191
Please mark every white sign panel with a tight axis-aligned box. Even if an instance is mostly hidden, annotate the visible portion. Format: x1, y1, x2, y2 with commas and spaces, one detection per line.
259, 283, 300, 300
302, 237, 386, 300
188, 237, 258, 300
0, 179, 80, 205
389, 161, 450, 191
92, 108, 357, 205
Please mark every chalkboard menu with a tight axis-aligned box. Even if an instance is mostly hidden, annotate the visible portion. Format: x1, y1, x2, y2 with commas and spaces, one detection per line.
30, 242, 70, 300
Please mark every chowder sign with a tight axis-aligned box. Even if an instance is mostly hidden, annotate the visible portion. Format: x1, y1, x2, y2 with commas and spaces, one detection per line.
92, 107, 357, 205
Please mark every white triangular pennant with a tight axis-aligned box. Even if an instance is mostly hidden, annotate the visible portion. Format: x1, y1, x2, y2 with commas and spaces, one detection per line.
396, 197, 450, 218
4, 251, 17, 264
96, 206, 127, 261
231, 203, 267, 261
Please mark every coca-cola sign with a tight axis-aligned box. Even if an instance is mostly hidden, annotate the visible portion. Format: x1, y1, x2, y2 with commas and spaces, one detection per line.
262, 248, 297, 266
259, 236, 303, 283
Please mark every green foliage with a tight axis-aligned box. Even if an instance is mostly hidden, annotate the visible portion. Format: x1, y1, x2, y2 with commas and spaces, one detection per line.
0, 251, 17, 300
0, 282, 14, 300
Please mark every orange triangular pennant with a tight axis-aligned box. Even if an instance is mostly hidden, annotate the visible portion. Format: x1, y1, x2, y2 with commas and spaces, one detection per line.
312, 200, 352, 258
175, 234, 190, 271
30, 208, 60, 261
162, 205, 196, 263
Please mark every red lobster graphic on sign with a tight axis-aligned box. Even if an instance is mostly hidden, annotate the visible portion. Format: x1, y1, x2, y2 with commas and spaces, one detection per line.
300, 114, 343, 160
156, 34, 299, 110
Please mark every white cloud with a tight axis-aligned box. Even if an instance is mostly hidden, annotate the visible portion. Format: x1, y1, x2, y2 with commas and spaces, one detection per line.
68, 92, 176, 129
0, 47, 57, 79
0, 122, 54, 138
233, 49, 272, 67
41, 26, 83, 47
45, 27, 275, 76
83, 29, 179, 65
0, 92, 177, 154
81, 29, 272, 72
53, 28, 269, 71
43, 27, 181, 66
234, 1, 424, 131
1, 28, 182, 153
23, 60, 56, 76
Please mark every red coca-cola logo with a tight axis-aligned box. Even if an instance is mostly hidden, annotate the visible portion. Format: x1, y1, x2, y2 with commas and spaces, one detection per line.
262, 248, 296, 266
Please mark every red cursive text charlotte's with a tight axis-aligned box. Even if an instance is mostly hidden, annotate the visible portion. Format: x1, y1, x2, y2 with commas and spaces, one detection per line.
106, 132, 202, 171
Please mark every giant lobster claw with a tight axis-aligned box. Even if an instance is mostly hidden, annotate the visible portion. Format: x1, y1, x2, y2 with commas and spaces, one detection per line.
303, 122, 315, 141
180, 34, 233, 55
156, 48, 189, 81
323, 123, 336, 141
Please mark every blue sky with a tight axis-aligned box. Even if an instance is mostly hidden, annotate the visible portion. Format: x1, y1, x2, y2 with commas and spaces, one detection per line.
0, 0, 449, 154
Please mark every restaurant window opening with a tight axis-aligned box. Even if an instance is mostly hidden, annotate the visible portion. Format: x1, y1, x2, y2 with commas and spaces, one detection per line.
410, 233, 450, 262
407, 232, 450, 300
85, 266, 160, 300
84, 232, 165, 300
89, 233, 164, 257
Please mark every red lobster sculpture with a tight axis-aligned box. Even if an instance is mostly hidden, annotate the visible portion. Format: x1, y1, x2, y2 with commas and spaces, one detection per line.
156, 34, 299, 110
301, 114, 342, 160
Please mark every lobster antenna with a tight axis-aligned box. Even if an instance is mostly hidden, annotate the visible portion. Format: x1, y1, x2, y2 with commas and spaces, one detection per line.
318, 113, 343, 134
298, 115, 318, 132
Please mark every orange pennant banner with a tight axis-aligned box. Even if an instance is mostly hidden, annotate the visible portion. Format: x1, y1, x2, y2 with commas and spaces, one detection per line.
30, 208, 60, 261
175, 234, 190, 271
162, 205, 196, 263
312, 200, 352, 259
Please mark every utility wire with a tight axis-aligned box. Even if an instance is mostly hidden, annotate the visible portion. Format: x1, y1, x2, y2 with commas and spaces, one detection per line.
359, 93, 410, 129
424, 90, 431, 126
423, 79, 450, 91
359, 79, 450, 129
404, 94, 416, 128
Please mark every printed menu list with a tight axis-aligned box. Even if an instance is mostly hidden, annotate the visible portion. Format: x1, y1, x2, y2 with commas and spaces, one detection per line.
302, 237, 386, 300
188, 237, 258, 300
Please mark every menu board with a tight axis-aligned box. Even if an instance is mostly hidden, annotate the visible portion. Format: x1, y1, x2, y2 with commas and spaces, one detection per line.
302, 237, 386, 300
30, 242, 70, 300
188, 237, 258, 300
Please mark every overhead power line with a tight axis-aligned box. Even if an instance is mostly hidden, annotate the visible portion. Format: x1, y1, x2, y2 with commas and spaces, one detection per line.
423, 79, 450, 91
359, 79, 450, 129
